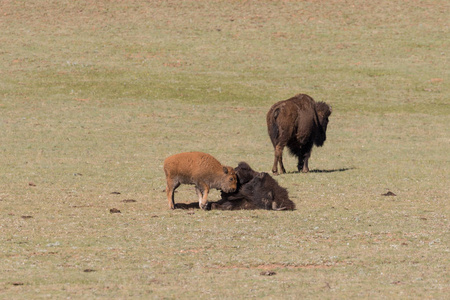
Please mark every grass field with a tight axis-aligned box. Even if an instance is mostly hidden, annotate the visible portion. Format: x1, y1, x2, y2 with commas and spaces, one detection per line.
1, 0, 449, 298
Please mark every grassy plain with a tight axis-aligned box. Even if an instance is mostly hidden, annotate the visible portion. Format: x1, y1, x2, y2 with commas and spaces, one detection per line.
0, 0, 449, 298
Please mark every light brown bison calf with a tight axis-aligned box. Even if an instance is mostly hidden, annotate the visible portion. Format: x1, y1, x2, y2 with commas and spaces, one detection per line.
163, 152, 237, 210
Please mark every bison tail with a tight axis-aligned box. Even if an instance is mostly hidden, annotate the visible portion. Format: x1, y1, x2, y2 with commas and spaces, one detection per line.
267, 107, 280, 146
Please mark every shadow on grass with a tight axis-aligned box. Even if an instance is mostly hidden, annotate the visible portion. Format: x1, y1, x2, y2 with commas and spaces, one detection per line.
309, 167, 356, 173
284, 167, 356, 174
174, 202, 200, 210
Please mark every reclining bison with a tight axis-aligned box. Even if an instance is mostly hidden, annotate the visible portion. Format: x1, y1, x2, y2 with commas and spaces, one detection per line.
266, 93, 332, 174
175, 162, 295, 211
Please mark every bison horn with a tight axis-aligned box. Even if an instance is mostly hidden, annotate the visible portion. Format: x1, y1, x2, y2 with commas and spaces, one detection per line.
271, 201, 287, 211
223, 166, 228, 174
272, 202, 287, 211
272, 201, 277, 210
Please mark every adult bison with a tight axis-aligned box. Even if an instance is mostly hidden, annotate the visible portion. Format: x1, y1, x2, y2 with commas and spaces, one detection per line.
212, 162, 295, 210
266, 94, 332, 174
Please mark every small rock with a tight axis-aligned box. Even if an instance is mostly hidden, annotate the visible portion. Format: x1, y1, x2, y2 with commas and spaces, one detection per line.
122, 199, 137, 203
382, 191, 396, 196
12, 282, 24, 286
83, 269, 96, 273
260, 271, 276, 276
47, 241, 61, 247
110, 208, 121, 214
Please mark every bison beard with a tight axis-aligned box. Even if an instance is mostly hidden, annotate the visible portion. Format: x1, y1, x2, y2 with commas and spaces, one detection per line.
209, 162, 295, 211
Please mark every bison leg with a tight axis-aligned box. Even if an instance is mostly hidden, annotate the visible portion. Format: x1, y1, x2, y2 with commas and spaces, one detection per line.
272, 145, 286, 175
271, 152, 278, 174
195, 187, 203, 204
166, 179, 180, 209
296, 150, 311, 173
301, 151, 311, 173
195, 183, 210, 210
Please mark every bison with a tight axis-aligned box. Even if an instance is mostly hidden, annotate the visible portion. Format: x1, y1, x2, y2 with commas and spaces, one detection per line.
163, 152, 237, 210
211, 162, 295, 210
267, 94, 332, 174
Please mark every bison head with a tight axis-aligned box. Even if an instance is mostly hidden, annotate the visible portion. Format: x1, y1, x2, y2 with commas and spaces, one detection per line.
314, 101, 332, 146
235, 161, 259, 185
315, 102, 332, 132
221, 166, 237, 193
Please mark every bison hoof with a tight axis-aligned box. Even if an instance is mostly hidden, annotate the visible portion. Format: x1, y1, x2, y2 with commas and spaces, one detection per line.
204, 202, 212, 211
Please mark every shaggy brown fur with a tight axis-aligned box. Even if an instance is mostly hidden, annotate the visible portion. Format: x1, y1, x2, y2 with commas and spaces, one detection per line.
266, 94, 332, 174
163, 152, 237, 210
212, 162, 295, 210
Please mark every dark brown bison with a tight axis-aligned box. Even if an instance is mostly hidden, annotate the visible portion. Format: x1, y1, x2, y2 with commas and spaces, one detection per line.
163, 152, 237, 210
267, 94, 332, 174
211, 162, 295, 210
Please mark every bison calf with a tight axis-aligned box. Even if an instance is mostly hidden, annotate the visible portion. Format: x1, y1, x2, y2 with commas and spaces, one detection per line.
163, 152, 237, 210
267, 93, 332, 174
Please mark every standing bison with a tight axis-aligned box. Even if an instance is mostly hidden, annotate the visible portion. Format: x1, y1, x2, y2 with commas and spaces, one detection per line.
267, 94, 332, 174
163, 152, 237, 210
